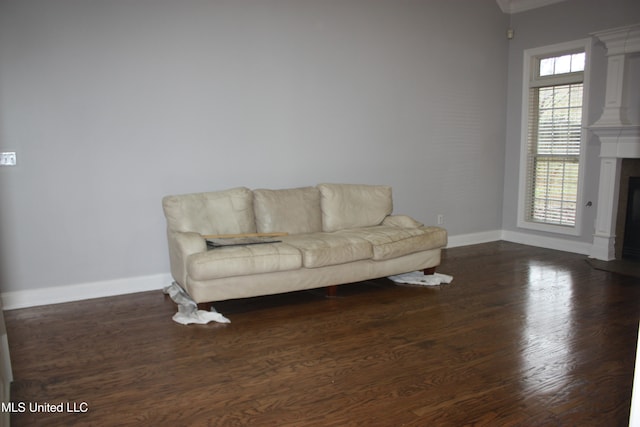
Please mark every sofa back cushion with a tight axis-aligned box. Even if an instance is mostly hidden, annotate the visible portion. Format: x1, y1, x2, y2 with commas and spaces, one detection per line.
162, 187, 256, 235
318, 183, 393, 232
253, 187, 322, 235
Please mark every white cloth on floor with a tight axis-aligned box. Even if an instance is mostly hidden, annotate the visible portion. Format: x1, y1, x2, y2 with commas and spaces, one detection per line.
163, 282, 230, 325
388, 271, 453, 286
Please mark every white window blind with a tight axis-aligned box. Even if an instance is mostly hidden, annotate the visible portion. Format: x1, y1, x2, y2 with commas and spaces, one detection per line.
525, 83, 583, 226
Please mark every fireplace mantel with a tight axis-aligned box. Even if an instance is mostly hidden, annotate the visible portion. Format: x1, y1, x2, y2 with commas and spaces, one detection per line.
589, 23, 640, 261
590, 125, 640, 158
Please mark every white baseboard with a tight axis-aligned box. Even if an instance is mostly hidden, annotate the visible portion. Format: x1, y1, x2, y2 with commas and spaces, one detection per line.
1, 273, 172, 310
0, 229, 595, 310
500, 230, 592, 255
447, 229, 592, 255
446, 230, 503, 248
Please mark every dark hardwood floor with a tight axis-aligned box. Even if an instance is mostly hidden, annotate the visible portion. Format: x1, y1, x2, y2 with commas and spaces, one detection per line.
5, 241, 640, 426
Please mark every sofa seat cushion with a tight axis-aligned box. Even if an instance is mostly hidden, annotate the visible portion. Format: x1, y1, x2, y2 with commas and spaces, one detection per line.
187, 243, 302, 280
335, 225, 448, 261
281, 233, 373, 268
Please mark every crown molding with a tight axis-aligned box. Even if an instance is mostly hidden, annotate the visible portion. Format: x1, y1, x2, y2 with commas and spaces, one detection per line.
497, 0, 568, 14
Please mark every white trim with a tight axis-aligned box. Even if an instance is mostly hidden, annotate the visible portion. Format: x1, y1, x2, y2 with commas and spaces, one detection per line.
446, 230, 503, 248
496, 0, 568, 14
0, 229, 597, 309
591, 24, 640, 57
591, 234, 617, 261
630, 327, 640, 427
1, 273, 172, 310
517, 38, 592, 237
501, 230, 592, 255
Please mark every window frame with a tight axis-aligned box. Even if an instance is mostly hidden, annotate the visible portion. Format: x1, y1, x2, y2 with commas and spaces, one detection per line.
517, 38, 592, 236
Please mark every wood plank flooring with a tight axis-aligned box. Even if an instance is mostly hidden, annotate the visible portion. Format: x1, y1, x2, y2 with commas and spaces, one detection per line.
5, 241, 640, 426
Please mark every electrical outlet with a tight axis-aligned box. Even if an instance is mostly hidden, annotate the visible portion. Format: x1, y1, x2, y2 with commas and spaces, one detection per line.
437, 214, 444, 225
0, 152, 16, 166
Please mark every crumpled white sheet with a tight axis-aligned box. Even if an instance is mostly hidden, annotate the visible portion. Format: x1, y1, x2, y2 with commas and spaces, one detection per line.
163, 282, 230, 325
388, 271, 453, 286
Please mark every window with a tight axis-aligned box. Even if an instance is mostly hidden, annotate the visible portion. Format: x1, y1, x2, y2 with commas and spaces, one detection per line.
518, 40, 591, 235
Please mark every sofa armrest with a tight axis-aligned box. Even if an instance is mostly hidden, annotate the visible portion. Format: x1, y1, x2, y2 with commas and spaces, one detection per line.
382, 214, 424, 228
167, 230, 207, 287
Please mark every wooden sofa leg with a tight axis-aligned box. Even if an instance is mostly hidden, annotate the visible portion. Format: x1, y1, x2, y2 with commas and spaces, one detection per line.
423, 267, 436, 275
326, 285, 337, 297
197, 302, 213, 311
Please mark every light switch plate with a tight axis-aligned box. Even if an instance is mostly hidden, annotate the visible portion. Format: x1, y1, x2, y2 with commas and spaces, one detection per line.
0, 152, 16, 166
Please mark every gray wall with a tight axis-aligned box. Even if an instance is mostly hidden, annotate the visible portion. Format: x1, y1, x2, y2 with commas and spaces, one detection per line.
0, 0, 508, 293
501, 0, 640, 243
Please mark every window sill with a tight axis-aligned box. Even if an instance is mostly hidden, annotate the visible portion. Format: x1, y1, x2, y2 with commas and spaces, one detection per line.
517, 219, 581, 236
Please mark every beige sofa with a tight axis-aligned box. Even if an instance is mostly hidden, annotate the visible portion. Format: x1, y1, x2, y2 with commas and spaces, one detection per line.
162, 184, 447, 306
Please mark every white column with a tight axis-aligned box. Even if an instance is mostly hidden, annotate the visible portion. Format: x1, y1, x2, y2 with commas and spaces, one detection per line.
590, 23, 640, 129
592, 53, 630, 127
590, 156, 621, 260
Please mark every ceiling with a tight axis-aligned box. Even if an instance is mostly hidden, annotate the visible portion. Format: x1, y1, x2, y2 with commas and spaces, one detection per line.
496, 0, 568, 13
